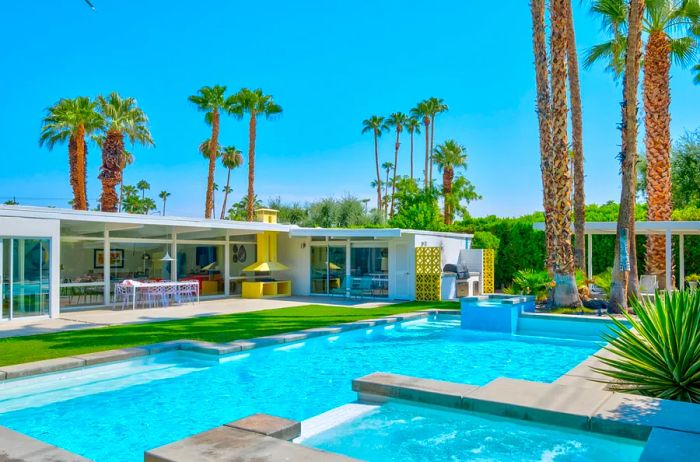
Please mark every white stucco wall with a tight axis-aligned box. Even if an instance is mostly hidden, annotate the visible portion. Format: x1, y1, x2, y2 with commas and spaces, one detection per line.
0, 217, 61, 318
277, 234, 310, 296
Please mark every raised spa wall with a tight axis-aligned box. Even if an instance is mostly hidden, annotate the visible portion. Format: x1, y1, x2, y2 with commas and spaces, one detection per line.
460, 295, 622, 338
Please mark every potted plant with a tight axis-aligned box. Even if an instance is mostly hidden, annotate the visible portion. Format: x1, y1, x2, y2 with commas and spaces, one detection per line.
686, 274, 700, 291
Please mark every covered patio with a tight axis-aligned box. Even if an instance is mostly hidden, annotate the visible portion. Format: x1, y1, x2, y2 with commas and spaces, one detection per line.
536, 221, 700, 289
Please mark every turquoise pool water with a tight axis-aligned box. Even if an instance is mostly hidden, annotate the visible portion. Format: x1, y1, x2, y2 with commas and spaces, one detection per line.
0, 316, 599, 461
303, 401, 645, 461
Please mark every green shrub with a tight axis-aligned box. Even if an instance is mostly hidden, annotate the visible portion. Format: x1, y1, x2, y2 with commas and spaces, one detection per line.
471, 231, 500, 251
593, 268, 613, 296
510, 269, 552, 302
596, 291, 700, 402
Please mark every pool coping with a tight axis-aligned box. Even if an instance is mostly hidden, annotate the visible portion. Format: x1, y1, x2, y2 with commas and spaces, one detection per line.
351, 372, 700, 460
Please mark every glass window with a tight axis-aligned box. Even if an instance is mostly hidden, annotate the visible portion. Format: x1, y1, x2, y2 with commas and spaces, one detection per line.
310, 244, 346, 295
0, 238, 51, 318
60, 240, 105, 308
177, 244, 224, 296
350, 247, 388, 298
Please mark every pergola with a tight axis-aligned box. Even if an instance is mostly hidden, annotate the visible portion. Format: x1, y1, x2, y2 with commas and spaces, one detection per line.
534, 221, 700, 290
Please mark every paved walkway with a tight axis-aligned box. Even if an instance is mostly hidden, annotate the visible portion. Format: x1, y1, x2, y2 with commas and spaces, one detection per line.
0, 296, 394, 339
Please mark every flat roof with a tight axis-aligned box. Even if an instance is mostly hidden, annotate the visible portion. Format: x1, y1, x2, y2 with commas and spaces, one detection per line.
533, 221, 700, 235
0, 206, 473, 239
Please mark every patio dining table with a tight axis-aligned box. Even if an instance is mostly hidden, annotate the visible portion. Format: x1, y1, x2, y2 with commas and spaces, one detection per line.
121, 281, 200, 310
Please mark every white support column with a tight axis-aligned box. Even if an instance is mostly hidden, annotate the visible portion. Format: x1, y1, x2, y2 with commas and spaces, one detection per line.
171, 233, 178, 282
587, 233, 593, 280
224, 231, 230, 296
103, 228, 111, 305
665, 229, 673, 290
345, 239, 351, 297
680, 234, 685, 290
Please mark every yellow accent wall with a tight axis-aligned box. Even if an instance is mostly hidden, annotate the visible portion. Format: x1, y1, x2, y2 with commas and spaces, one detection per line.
415, 247, 442, 301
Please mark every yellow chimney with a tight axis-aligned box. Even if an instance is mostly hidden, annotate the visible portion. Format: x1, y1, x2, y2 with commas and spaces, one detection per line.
243, 208, 288, 271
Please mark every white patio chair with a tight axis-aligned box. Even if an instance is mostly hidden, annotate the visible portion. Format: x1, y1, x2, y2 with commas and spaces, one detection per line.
639, 274, 658, 301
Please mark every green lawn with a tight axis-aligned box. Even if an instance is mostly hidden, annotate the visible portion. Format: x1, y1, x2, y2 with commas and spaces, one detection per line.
0, 301, 458, 367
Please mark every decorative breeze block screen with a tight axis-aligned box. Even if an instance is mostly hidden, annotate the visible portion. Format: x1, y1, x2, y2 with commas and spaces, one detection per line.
482, 248, 495, 294
415, 247, 442, 301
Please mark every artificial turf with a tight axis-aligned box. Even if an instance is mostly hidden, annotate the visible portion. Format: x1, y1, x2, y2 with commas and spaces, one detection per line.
0, 301, 458, 367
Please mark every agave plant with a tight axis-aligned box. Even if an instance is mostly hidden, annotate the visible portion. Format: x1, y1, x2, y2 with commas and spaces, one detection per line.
594, 291, 700, 402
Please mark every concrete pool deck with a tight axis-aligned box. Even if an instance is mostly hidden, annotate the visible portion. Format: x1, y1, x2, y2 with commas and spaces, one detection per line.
0, 296, 394, 339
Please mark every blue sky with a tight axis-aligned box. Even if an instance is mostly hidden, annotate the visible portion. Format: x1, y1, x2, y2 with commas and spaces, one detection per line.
1, 1, 698, 218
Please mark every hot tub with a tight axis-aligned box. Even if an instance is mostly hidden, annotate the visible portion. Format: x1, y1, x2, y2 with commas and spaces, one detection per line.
460, 294, 536, 333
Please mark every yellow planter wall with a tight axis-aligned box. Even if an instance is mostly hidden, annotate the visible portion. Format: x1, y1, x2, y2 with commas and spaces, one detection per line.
415, 247, 442, 301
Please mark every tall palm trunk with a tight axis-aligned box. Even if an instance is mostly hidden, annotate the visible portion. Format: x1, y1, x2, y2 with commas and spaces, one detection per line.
531, 0, 555, 274
99, 129, 123, 212
644, 31, 673, 289
205, 108, 219, 219
74, 124, 88, 210
162, 198, 167, 216
384, 168, 390, 219
373, 131, 382, 213
429, 116, 435, 184
409, 129, 415, 180
549, 0, 581, 307
566, 0, 586, 271
246, 111, 258, 221
443, 167, 454, 225
68, 135, 80, 210
390, 129, 400, 218
423, 117, 430, 188
610, 0, 644, 310
220, 168, 232, 220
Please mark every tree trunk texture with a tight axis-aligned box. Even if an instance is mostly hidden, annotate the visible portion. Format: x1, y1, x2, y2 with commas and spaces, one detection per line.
246, 111, 257, 221
610, 0, 644, 311
409, 130, 414, 180
549, 0, 581, 307
68, 135, 81, 210
162, 199, 167, 216
98, 129, 124, 213
643, 31, 673, 289
390, 129, 400, 218
443, 167, 453, 225
429, 116, 435, 185
206, 109, 219, 219
384, 169, 390, 220
74, 124, 88, 210
530, 0, 555, 274
374, 132, 383, 213
566, 0, 586, 272
423, 118, 430, 189
220, 168, 232, 220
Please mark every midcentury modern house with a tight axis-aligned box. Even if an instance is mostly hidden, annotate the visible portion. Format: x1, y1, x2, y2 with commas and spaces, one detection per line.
0, 206, 475, 320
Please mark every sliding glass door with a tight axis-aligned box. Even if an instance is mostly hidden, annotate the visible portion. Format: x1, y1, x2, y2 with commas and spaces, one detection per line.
310, 244, 346, 295
0, 238, 50, 319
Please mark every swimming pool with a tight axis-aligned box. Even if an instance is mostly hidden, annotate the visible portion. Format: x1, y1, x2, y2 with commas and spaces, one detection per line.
302, 400, 645, 462
0, 315, 599, 461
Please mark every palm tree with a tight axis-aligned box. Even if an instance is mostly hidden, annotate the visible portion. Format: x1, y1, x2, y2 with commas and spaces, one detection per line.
410, 101, 432, 188
611, 0, 645, 310
189, 85, 229, 219
550, 0, 581, 307
220, 146, 244, 219
385, 112, 408, 218
362, 116, 388, 212
433, 140, 468, 225
198, 137, 221, 217
426, 97, 448, 184
212, 183, 219, 215
96, 92, 154, 212
405, 117, 421, 180
566, 1, 587, 271
227, 88, 283, 221
158, 190, 170, 216
39, 96, 103, 210
136, 180, 150, 199
643, 0, 699, 288
530, 0, 556, 274
382, 161, 394, 218
118, 150, 134, 212
587, 0, 700, 289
